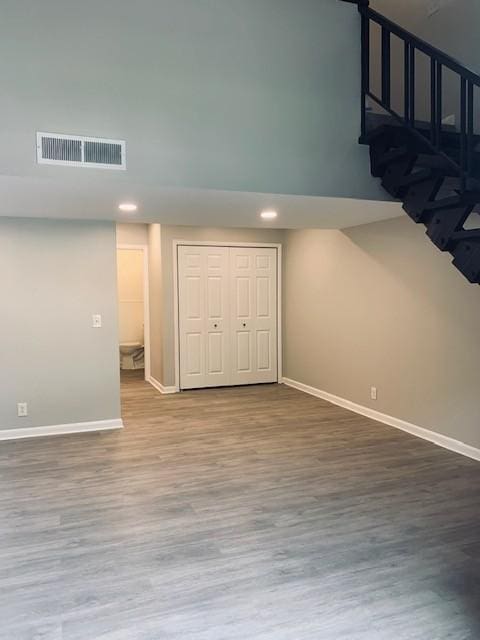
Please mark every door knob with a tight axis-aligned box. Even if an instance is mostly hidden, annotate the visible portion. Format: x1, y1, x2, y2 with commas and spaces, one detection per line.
242, 323, 246, 327
214, 323, 218, 328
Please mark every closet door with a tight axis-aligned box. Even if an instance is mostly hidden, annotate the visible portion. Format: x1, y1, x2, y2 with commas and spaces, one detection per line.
229, 247, 278, 385
178, 246, 230, 389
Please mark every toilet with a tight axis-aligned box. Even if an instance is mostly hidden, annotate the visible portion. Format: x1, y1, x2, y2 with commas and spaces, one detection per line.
119, 342, 144, 370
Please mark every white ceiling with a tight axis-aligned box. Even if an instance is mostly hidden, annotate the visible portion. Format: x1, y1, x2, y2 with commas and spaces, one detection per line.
0, 175, 403, 229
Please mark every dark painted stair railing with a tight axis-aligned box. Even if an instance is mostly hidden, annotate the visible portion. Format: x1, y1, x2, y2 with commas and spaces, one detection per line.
342, 0, 480, 285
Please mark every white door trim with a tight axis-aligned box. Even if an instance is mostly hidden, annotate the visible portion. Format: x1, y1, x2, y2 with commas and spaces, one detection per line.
173, 240, 282, 392
117, 243, 151, 381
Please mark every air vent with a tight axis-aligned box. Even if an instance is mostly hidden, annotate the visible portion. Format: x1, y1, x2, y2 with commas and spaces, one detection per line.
36, 132, 126, 170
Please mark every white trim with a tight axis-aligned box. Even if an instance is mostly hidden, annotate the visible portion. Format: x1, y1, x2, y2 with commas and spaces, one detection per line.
117, 243, 151, 381
277, 245, 283, 384
172, 240, 283, 391
173, 240, 282, 248
149, 376, 178, 395
0, 419, 123, 442
283, 377, 480, 463
173, 242, 180, 392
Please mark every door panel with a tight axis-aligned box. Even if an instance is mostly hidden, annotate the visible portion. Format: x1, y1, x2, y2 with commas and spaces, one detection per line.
236, 331, 252, 372
207, 276, 223, 318
256, 277, 270, 317
186, 276, 202, 318
229, 247, 277, 385
178, 246, 230, 389
207, 332, 224, 374
236, 277, 251, 318
256, 330, 271, 371
235, 253, 250, 269
256, 254, 270, 269
186, 333, 202, 375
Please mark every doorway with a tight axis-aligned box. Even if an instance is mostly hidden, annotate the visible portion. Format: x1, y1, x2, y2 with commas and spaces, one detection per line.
174, 242, 282, 390
116, 244, 150, 381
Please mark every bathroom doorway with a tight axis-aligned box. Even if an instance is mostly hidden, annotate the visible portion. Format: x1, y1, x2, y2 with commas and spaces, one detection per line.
116, 244, 150, 381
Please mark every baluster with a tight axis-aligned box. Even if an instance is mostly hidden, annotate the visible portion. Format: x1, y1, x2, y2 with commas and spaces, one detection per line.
408, 45, 416, 127
467, 82, 474, 185
361, 14, 370, 139
435, 62, 443, 149
404, 41, 410, 123
430, 58, 437, 145
381, 27, 391, 108
460, 77, 467, 192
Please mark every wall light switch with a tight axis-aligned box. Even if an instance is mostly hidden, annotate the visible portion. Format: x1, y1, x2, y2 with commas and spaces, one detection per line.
17, 402, 28, 417
92, 314, 102, 328
371, 387, 378, 401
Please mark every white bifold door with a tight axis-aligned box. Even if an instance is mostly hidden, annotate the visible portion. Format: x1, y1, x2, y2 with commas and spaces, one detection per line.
178, 245, 278, 390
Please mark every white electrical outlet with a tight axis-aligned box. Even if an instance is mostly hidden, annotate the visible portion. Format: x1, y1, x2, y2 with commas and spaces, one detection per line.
92, 314, 102, 328
17, 402, 28, 417
371, 387, 378, 401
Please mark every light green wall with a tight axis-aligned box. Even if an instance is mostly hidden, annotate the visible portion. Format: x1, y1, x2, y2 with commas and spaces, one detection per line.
0, 218, 121, 430
0, 0, 385, 201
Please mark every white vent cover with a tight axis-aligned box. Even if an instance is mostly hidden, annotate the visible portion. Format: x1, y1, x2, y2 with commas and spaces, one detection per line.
36, 132, 126, 170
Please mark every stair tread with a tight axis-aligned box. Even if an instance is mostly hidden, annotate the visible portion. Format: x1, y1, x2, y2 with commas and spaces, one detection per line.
425, 193, 480, 210
450, 229, 480, 242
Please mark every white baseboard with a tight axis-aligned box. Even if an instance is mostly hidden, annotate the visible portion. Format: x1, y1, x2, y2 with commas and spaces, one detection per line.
282, 377, 480, 463
0, 418, 124, 442
149, 376, 178, 395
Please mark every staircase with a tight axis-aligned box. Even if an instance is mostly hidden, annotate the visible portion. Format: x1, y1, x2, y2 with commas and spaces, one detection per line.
345, 0, 480, 285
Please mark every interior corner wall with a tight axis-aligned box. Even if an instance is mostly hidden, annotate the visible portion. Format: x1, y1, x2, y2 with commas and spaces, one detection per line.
0, 218, 121, 430
283, 217, 480, 449
148, 224, 163, 385
160, 225, 285, 388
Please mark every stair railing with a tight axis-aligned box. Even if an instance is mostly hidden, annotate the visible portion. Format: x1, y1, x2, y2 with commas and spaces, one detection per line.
358, 3, 480, 191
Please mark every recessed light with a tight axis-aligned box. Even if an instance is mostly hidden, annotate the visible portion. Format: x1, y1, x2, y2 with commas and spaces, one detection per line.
261, 210, 278, 220
119, 203, 138, 213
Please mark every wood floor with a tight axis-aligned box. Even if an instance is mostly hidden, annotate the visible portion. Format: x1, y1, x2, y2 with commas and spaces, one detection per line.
1, 371, 480, 639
